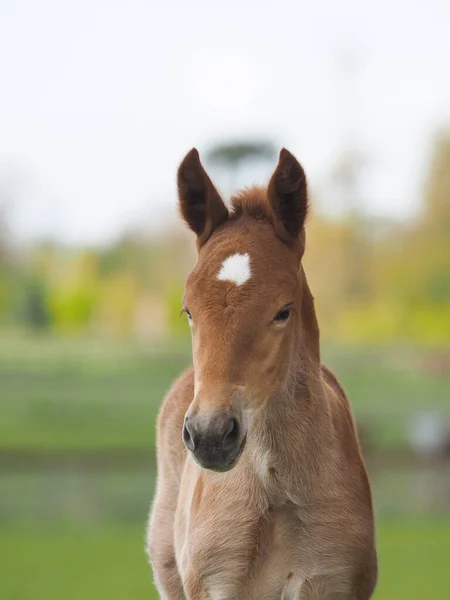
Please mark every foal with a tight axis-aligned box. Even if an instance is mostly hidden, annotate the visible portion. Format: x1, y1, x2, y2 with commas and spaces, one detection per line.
147, 148, 377, 600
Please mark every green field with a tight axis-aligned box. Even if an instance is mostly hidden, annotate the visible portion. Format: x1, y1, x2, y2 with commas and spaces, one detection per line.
1, 520, 449, 599
1, 334, 449, 453
0, 334, 449, 599
0, 334, 191, 452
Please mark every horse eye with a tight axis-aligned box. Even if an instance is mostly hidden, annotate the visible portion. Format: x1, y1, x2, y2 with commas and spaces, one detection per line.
274, 307, 291, 323
180, 308, 192, 321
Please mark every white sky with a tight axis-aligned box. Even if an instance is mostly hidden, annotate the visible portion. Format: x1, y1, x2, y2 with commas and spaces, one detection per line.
0, 0, 449, 244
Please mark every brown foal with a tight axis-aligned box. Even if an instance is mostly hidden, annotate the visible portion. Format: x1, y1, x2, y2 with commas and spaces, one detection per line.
147, 148, 377, 599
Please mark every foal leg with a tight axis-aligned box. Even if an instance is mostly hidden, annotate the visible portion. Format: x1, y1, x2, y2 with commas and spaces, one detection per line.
147, 479, 185, 600
183, 576, 211, 600
147, 369, 195, 599
300, 570, 376, 600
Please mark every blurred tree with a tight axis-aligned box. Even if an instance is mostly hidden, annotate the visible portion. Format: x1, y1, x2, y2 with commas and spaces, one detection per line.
366, 130, 450, 342
206, 140, 276, 193
98, 231, 192, 292
410, 130, 450, 340
306, 129, 450, 343
0, 207, 10, 317
99, 234, 155, 285
48, 252, 99, 333
97, 271, 137, 336
0, 184, 20, 322
423, 132, 450, 235
330, 149, 373, 305
19, 275, 52, 330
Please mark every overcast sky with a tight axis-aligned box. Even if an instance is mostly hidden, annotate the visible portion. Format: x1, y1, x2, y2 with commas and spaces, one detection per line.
0, 0, 449, 244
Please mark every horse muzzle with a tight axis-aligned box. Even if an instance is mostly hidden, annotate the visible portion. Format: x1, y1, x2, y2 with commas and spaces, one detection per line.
183, 410, 246, 472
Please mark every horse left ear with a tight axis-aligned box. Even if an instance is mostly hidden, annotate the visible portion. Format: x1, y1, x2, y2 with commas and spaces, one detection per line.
177, 148, 228, 248
268, 148, 308, 245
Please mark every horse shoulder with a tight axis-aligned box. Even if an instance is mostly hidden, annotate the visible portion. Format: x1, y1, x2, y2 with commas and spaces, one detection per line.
318, 365, 377, 595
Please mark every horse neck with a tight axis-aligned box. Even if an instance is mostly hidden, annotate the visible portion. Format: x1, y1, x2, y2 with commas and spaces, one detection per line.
297, 265, 320, 366
282, 265, 322, 391
249, 269, 332, 491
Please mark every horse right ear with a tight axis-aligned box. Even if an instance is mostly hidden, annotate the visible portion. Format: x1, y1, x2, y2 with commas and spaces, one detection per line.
268, 148, 308, 248
177, 148, 228, 247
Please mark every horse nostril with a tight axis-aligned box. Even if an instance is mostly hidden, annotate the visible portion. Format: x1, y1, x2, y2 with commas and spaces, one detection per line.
183, 419, 195, 451
224, 417, 239, 445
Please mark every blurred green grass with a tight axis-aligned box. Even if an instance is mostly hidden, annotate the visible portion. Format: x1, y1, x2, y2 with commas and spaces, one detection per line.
375, 518, 450, 599
0, 525, 159, 600
0, 334, 191, 451
1, 519, 449, 600
0, 334, 449, 599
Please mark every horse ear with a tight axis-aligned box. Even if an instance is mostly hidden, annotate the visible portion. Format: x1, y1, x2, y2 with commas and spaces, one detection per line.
177, 148, 228, 247
268, 148, 308, 245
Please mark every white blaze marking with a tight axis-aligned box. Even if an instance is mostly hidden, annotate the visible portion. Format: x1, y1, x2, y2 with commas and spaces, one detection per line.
217, 253, 251, 286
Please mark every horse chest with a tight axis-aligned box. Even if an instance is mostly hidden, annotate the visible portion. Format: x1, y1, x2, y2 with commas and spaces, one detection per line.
174, 464, 310, 599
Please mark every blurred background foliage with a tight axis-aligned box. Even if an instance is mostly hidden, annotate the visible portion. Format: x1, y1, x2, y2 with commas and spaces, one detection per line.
1, 131, 449, 343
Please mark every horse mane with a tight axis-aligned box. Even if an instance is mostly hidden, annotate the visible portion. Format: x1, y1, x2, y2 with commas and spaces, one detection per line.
229, 186, 275, 226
